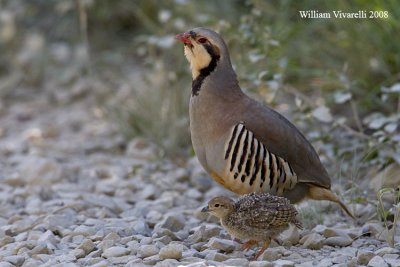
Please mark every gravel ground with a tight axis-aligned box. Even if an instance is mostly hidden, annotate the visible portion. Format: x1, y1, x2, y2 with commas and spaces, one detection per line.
0, 86, 399, 267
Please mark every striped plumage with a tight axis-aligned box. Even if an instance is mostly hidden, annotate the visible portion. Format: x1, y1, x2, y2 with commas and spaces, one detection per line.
202, 192, 302, 259
176, 27, 354, 218
224, 123, 298, 195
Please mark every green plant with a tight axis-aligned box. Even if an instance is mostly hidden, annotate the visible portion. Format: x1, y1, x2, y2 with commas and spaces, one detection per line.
376, 186, 400, 247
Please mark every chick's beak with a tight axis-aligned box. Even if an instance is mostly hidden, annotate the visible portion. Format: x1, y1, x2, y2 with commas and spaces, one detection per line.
175, 32, 192, 45
201, 206, 210, 212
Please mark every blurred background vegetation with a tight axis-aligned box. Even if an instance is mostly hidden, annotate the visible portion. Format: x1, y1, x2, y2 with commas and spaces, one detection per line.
1, 0, 399, 202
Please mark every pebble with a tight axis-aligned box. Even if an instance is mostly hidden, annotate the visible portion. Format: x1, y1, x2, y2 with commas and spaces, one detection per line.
155, 215, 185, 232
273, 259, 295, 267
207, 237, 236, 253
138, 244, 159, 258
223, 258, 249, 266
249, 261, 274, 267
77, 239, 96, 254
300, 233, 325, 249
204, 251, 229, 262
158, 243, 183, 260
375, 246, 399, 256
368, 255, 388, 267
357, 250, 375, 265
324, 236, 353, 247
102, 246, 130, 258
3, 255, 25, 266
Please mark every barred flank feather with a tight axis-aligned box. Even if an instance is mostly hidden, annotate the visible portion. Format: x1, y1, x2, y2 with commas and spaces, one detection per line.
224, 123, 298, 194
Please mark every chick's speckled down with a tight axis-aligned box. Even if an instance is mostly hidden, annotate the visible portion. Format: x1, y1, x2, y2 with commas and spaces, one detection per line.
202, 192, 302, 259
227, 193, 302, 240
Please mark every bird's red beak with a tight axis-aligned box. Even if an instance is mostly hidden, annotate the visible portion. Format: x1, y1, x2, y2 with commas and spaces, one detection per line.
175, 32, 192, 45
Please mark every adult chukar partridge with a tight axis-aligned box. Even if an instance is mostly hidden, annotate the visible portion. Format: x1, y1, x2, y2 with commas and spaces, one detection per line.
176, 27, 354, 218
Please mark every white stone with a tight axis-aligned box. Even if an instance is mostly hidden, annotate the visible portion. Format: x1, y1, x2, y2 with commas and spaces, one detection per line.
158, 243, 183, 260
3, 255, 25, 266
207, 237, 236, 253
18, 157, 63, 185
249, 261, 274, 267
375, 247, 400, 256
324, 236, 353, 247
138, 244, 159, 258
301, 233, 325, 249
102, 246, 130, 258
273, 259, 295, 267
223, 258, 249, 266
77, 239, 96, 254
368, 256, 388, 267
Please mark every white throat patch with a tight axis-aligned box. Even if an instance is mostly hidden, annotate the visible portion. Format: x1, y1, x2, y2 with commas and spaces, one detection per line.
184, 44, 212, 79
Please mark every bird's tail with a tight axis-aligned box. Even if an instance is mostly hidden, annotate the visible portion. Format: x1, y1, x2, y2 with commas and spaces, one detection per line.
308, 186, 355, 219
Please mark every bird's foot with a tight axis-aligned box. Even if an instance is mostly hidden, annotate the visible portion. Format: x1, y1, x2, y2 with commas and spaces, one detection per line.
251, 240, 270, 260
240, 240, 257, 251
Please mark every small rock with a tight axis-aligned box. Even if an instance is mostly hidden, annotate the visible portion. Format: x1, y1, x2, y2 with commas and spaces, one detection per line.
261, 247, 281, 261
207, 237, 236, 253
133, 221, 151, 236
368, 255, 388, 267
18, 157, 63, 185
77, 239, 96, 254
383, 253, 399, 260
375, 247, 399, 256
249, 261, 274, 267
384, 257, 400, 267
347, 257, 358, 267
300, 233, 325, 249
273, 259, 295, 267
332, 255, 351, 264
358, 250, 375, 265
31, 243, 49, 254
318, 258, 333, 267
0, 236, 14, 247
0, 262, 14, 267
138, 244, 159, 258
312, 224, 327, 234
204, 251, 229, 262
158, 243, 183, 260
45, 213, 77, 230
322, 228, 349, 238
155, 215, 185, 232
362, 222, 384, 236
154, 259, 180, 267
281, 226, 300, 245
295, 261, 314, 267
73, 248, 86, 259
223, 258, 249, 266
324, 236, 353, 247
102, 246, 130, 258
4, 255, 25, 266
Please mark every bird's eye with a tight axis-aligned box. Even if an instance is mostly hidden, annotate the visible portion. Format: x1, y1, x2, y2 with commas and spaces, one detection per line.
197, 38, 207, 44
214, 204, 220, 207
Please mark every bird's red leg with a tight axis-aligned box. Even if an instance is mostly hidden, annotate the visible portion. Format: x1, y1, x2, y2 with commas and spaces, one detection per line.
252, 239, 270, 260
240, 240, 257, 251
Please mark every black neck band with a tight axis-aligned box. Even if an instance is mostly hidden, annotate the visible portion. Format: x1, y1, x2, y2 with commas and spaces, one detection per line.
192, 45, 220, 96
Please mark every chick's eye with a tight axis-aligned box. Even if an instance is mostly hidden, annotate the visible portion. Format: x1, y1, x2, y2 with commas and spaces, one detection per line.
214, 204, 220, 207
198, 38, 207, 44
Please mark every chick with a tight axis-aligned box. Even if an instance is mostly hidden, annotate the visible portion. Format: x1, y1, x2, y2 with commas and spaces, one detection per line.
201, 192, 303, 259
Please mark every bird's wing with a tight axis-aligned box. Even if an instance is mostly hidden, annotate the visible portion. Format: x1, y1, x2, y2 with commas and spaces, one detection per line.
238, 202, 297, 229
241, 97, 331, 189
236, 193, 298, 229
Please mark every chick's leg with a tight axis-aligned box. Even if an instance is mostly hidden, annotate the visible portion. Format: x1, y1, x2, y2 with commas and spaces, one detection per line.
240, 240, 257, 251
253, 239, 270, 260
